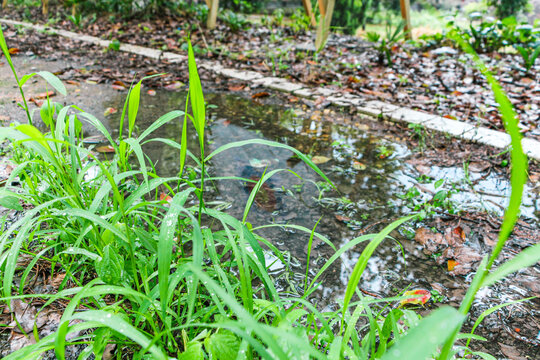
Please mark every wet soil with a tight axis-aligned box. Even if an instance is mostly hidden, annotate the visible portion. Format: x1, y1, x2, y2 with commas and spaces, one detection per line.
2, 4, 539, 142
1, 42, 539, 360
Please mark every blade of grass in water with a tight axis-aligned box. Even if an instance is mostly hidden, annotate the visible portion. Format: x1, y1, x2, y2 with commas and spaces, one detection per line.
440, 30, 527, 360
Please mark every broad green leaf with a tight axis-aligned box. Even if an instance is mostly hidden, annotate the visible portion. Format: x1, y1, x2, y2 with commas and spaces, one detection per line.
204, 332, 240, 360
95, 245, 124, 285
128, 80, 142, 137
158, 190, 193, 318
0, 195, 23, 211
178, 341, 204, 360
380, 306, 465, 360
37, 71, 67, 96
188, 40, 205, 149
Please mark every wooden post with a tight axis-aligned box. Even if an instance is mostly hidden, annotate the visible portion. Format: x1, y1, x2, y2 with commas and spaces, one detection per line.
207, 0, 219, 29
2, 0, 8, 10
315, 0, 334, 51
301, 0, 317, 27
42, 0, 48, 16
399, 0, 412, 39
318, 0, 326, 16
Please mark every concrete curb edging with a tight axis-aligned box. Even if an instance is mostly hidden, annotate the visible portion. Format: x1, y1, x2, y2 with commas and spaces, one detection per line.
2, 18, 539, 161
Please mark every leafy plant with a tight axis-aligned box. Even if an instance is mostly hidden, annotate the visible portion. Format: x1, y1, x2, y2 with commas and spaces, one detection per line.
516, 44, 540, 70
220, 9, 247, 32
487, 0, 530, 19
366, 21, 405, 65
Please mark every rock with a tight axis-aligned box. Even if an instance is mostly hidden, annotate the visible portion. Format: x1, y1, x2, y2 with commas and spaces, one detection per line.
430, 47, 458, 56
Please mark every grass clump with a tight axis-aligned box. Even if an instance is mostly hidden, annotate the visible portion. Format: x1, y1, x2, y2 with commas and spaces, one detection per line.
0, 25, 538, 360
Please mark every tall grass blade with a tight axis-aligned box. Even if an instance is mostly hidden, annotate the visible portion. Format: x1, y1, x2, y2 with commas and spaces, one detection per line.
188, 40, 206, 150
158, 190, 193, 319
342, 215, 416, 323
483, 243, 540, 287
73, 310, 168, 360
205, 139, 335, 188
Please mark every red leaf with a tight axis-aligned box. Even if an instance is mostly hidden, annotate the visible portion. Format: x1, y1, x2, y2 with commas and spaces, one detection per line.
400, 289, 431, 306
96, 145, 115, 153
251, 92, 270, 99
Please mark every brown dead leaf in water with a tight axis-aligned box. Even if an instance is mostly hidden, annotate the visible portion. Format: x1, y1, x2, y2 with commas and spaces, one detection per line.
96, 145, 115, 153
468, 161, 491, 172
10, 299, 38, 333
335, 215, 351, 222
447, 259, 458, 271
104, 107, 118, 117
50, 273, 66, 288
414, 227, 444, 254
251, 91, 270, 99
444, 226, 466, 247
311, 156, 331, 164
229, 84, 245, 92
164, 81, 185, 91
498, 343, 527, 360
32, 91, 56, 100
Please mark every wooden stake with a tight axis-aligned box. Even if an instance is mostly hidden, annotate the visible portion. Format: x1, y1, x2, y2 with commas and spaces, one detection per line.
301, 0, 317, 27
207, 0, 219, 29
315, 0, 334, 51
318, 0, 327, 16
399, 0, 412, 39
42, 0, 48, 16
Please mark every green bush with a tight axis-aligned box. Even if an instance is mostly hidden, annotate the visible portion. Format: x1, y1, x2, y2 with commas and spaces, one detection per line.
487, 0, 530, 18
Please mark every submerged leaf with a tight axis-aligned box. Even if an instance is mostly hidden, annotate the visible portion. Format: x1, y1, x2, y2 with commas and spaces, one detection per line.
311, 156, 331, 165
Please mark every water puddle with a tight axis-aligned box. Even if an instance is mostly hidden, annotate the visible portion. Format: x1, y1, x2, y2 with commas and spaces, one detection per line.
101, 91, 539, 306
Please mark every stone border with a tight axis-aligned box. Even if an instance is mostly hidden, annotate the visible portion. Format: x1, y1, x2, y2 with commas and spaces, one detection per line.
2, 18, 540, 161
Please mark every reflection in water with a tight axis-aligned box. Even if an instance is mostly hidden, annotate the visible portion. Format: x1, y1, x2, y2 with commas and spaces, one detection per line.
105, 91, 538, 306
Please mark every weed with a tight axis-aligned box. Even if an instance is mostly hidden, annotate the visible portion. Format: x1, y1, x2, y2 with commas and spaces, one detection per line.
366, 21, 405, 65
108, 38, 121, 51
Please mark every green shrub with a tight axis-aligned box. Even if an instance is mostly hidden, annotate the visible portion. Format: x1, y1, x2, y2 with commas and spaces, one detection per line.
487, 0, 530, 18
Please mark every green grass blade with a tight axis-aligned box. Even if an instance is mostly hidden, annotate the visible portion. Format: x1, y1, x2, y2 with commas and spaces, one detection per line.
123, 137, 148, 186
128, 80, 142, 138
138, 110, 184, 142
483, 243, 540, 287
158, 190, 193, 319
242, 168, 300, 223
205, 138, 335, 189
72, 310, 167, 360
342, 215, 416, 324
36, 71, 67, 96
187, 40, 206, 149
